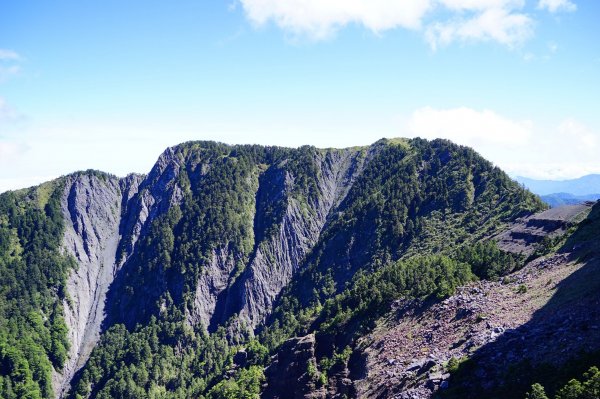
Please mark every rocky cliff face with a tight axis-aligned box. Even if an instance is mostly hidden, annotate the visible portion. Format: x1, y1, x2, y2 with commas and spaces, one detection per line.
226, 149, 368, 328
495, 203, 591, 256
54, 173, 142, 397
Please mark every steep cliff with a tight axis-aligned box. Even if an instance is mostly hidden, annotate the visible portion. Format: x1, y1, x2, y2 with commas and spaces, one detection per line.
53, 173, 143, 397
221, 148, 368, 328
51, 150, 193, 396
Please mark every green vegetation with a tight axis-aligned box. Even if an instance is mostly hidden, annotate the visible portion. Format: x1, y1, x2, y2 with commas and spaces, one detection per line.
206, 366, 264, 399
0, 181, 74, 399
526, 383, 549, 399
70, 312, 239, 399
1, 139, 547, 398
318, 255, 475, 335
442, 351, 600, 399
455, 240, 524, 280
259, 138, 542, 355
525, 366, 600, 399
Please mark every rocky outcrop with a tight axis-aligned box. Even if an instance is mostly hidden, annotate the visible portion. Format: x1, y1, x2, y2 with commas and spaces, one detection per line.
53, 173, 141, 398
263, 334, 327, 399
192, 246, 239, 329
495, 203, 592, 256
116, 147, 185, 266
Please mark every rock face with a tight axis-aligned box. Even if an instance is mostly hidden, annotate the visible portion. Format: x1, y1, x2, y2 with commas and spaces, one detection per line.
495, 203, 592, 256
230, 149, 367, 328
185, 148, 370, 330
263, 334, 326, 399
103, 147, 188, 329
54, 173, 142, 398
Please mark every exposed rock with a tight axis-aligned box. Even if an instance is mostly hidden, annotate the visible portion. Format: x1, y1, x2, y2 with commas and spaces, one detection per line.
53, 173, 142, 398
263, 334, 327, 399
355, 251, 600, 399
495, 203, 592, 256
116, 147, 185, 266
190, 148, 370, 331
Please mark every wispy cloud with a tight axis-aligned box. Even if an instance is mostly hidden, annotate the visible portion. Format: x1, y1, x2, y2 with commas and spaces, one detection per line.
0, 97, 19, 122
0, 49, 22, 82
238, 0, 433, 40
426, 7, 533, 50
407, 106, 532, 146
558, 118, 597, 152
236, 0, 566, 49
0, 98, 28, 179
404, 108, 599, 180
510, 118, 600, 179
0, 49, 21, 61
537, 0, 577, 13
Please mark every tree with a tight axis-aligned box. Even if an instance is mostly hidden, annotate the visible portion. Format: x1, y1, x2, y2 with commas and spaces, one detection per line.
556, 379, 583, 399
525, 383, 549, 399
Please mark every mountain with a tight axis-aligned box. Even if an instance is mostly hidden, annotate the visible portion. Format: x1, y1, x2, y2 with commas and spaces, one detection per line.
3, 138, 600, 399
517, 174, 600, 196
540, 193, 600, 208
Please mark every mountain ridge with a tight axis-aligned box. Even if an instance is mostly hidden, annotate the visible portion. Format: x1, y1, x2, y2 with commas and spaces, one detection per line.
1, 138, 568, 399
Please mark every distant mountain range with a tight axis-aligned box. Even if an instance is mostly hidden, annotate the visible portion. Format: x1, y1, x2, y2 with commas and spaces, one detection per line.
516, 174, 600, 196
516, 174, 600, 207
539, 193, 600, 208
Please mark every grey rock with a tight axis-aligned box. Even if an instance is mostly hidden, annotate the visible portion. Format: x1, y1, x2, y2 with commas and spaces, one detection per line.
53, 173, 142, 398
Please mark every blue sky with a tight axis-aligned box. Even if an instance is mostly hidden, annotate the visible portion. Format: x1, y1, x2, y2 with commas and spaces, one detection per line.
1, 0, 599, 191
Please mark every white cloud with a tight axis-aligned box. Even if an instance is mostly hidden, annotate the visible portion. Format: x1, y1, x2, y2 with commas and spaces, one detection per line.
406, 111, 599, 180
407, 106, 532, 146
511, 119, 600, 179
0, 49, 20, 61
0, 142, 22, 160
438, 0, 524, 11
537, 0, 577, 13
238, 0, 433, 39
558, 118, 597, 151
426, 7, 533, 50
238, 0, 539, 48
504, 162, 600, 180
